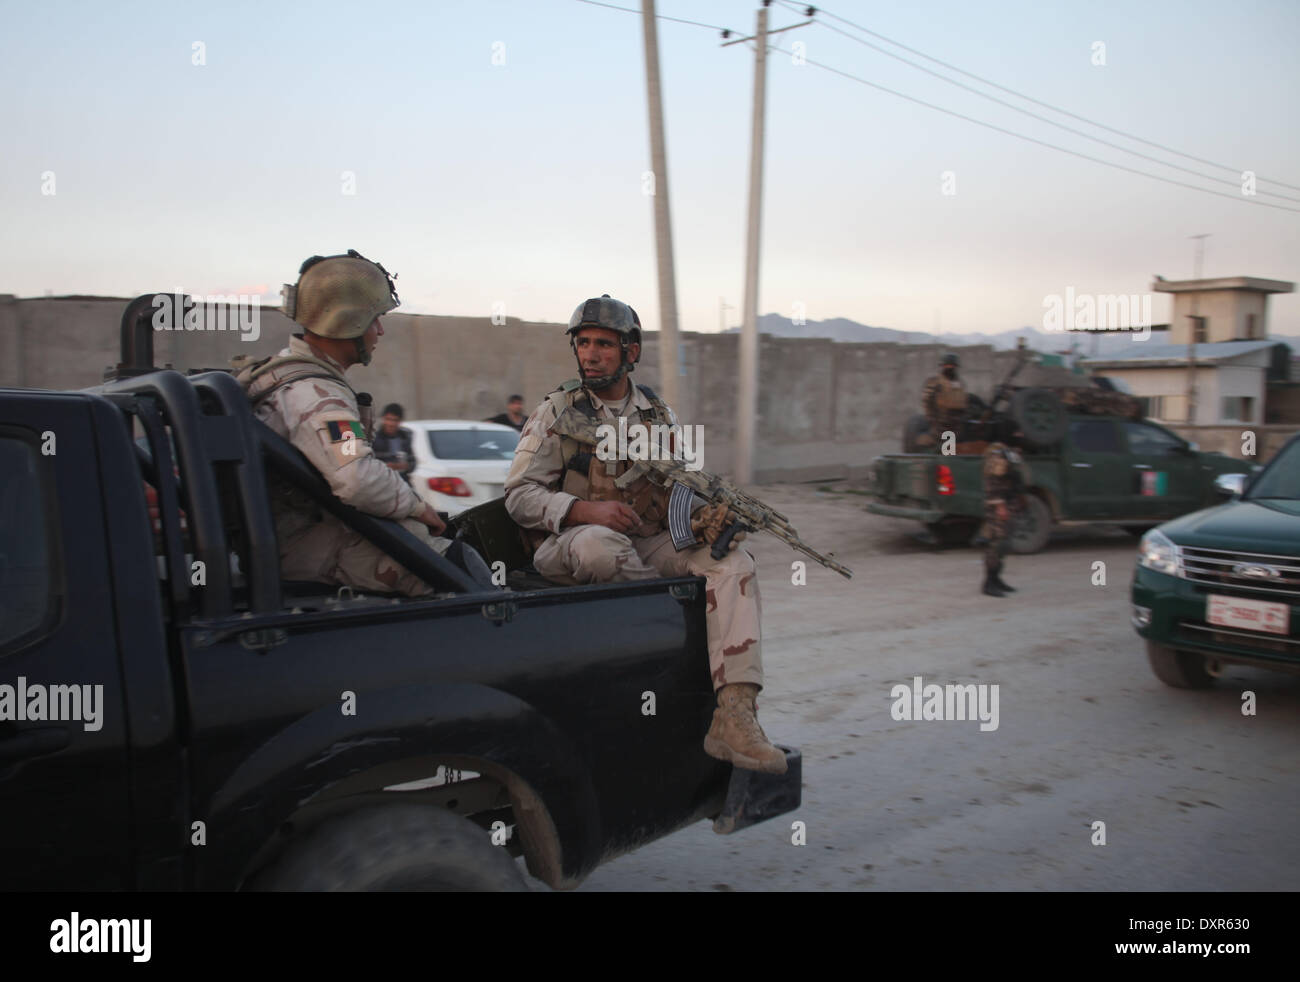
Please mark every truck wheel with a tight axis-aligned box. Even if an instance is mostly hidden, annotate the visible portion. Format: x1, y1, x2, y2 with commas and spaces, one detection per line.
902, 414, 933, 453
1009, 388, 1068, 450
1008, 494, 1051, 554
1145, 640, 1215, 689
926, 519, 979, 547
247, 803, 529, 892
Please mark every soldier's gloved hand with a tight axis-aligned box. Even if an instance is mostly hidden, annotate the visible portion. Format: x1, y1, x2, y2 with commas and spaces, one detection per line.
417, 502, 447, 536
692, 503, 746, 549
573, 499, 642, 534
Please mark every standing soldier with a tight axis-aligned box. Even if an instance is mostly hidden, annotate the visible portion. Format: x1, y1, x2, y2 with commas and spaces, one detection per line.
921, 353, 967, 448
981, 433, 1026, 597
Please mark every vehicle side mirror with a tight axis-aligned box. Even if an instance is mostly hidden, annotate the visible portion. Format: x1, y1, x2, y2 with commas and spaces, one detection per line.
1213, 473, 1247, 499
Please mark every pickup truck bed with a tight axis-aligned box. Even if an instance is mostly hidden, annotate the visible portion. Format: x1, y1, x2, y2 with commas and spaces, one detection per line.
0, 367, 798, 891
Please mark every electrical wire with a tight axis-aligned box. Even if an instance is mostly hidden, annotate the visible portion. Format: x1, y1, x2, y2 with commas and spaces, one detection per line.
570, 0, 1299, 211
773, 1, 1298, 203
572, 0, 735, 34
778, 0, 1300, 193
767, 40, 1300, 213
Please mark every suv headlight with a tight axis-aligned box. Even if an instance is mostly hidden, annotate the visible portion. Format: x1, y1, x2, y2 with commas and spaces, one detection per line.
1137, 528, 1179, 576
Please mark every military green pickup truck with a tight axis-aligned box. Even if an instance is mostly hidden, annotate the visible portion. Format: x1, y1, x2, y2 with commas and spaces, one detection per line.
868, 415, 1253, 553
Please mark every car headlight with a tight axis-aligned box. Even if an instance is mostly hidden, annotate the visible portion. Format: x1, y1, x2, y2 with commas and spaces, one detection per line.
1137, 528, 1180, 577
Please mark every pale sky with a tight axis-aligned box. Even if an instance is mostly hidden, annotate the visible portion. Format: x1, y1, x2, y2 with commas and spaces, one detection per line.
2, 0, 1297, 336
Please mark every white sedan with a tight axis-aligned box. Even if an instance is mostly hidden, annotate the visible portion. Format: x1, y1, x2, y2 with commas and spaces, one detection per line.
401, 419, 520, 516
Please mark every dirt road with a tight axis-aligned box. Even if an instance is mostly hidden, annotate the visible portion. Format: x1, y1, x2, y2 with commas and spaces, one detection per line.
567, 484, 1300, 891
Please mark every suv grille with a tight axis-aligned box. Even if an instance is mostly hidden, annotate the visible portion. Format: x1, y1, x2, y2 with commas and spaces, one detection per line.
1180, 545, 1300, 601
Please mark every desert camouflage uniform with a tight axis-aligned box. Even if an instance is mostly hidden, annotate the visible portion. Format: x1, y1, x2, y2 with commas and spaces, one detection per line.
504, 382, 763, 691
240, 335, 450, 596
981, 441, 1022, 571
922, 373, 967, 442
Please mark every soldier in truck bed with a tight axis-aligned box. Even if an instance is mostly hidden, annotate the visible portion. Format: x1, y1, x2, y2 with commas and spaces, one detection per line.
921, 353, 967, 446
504, 294, 786, 775
234, 250, 453, 596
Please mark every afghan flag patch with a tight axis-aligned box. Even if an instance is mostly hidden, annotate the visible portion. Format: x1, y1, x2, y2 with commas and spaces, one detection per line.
1139, 470, 1168, 496
326, 420, 366, 442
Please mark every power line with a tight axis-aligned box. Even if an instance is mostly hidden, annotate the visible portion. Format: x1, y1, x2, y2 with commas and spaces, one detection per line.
572, 0, 734, 34
769, 41, 1300, 214
780, 0, 1300, 193
570, 0, 1299, 212
773, 1, 1299, 203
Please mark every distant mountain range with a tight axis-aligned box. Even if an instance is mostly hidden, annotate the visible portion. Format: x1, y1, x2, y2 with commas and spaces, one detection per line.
734, 314, 1299, 358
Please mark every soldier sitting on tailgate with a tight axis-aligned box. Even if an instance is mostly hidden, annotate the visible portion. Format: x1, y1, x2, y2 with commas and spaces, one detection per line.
503, 294, 787, 775
234, 250, 456, 597
920, 352, 968, 447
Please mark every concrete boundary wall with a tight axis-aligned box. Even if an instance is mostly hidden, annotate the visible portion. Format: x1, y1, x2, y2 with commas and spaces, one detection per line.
0, 294, 1084, 483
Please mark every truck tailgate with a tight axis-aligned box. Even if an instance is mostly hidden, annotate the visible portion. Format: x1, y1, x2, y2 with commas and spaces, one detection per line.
873, 454, 938, 506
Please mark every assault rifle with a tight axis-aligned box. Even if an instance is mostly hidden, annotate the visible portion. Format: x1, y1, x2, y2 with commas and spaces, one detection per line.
551, 408, 852, 579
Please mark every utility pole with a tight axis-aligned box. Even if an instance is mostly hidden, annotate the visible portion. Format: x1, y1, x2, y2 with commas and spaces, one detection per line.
719, 296, 734, 333
1186, 233, 1210, 425
641, 0, 680, 412
725, 3, 812, 483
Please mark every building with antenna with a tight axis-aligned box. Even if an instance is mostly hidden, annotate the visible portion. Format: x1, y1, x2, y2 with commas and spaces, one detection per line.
1080, 276, 1295, 425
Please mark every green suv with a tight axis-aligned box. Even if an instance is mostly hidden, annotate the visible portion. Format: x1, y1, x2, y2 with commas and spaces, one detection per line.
1133, 433, 1300, 687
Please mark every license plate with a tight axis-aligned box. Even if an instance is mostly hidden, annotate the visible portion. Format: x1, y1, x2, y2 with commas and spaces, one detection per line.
1207, 594, 1290, 635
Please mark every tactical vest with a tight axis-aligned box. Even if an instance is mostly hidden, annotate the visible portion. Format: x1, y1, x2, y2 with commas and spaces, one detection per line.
984, 443, 1027, 498
935, 375, 967, 411
546, 380, 675, 531
231, 350, 375, 439
230, 349, 373, 530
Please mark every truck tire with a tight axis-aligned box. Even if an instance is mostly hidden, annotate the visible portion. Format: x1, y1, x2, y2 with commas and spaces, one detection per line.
247, 803, 529, 892
1008, 494, 1052, 554
902, 414, 933, 453
1009, 388, 1068, 450
1145, 640, 1215, 689
926, 518, 979, 547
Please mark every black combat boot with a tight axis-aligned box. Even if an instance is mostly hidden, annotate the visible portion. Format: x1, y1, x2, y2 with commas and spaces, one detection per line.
982, 567, 1006, 597
992, 561, 1016, 593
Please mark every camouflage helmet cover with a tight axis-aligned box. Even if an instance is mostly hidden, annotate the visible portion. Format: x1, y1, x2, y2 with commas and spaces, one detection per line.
293, 249, 400, 340
565, 294, 642, 355
565, 294, 642, 390
941, 353, 960, 367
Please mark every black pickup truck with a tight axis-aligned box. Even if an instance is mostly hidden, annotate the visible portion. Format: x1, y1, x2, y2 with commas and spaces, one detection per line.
0, 306, 798, 891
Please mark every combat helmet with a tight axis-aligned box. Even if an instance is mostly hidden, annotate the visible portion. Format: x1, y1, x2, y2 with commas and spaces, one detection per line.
940, 353, 960, 367
287, 249, 400, 366
565, 294, 642, 390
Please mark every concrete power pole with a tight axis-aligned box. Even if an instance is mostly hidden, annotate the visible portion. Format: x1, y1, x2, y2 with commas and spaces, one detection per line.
725, 6, 812, 483
641, 0, 680, 412
1186, 233, 1210, 425
733, 6, 768, 485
